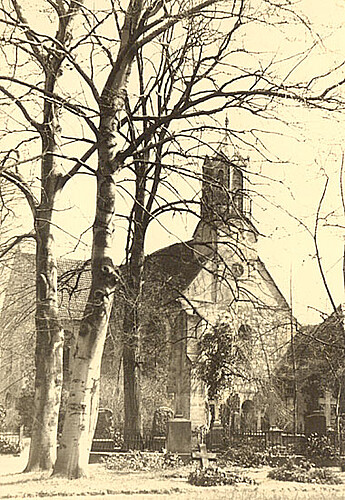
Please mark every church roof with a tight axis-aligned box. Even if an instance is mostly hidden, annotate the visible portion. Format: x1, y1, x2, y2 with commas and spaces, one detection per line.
0, 227, 292, 324
256, 257, 290, 310
0, 250, 91, 325
136, 240, 213, 307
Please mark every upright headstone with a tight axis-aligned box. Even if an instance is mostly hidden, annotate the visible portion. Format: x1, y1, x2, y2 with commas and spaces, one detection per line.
152, 407, 174, 437
305, 411, 326, 435
207, 422, 224, 451
166, 414, 192, 459
319, 391, 336, 429
152, 406, 173, 451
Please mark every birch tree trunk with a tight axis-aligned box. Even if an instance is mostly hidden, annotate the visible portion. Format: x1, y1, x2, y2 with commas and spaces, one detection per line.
26, 203, 63, 470
53, 2, 144, 477
26, 135, 64, 470
52, 154, 119, 478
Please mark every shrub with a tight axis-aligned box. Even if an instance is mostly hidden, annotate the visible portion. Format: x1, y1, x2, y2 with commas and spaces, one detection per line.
0, 437, 21, 455
305, 433, 339, 465
16, 388, 34, 434
218, 443, 267, 468
188, 467, 256, 487
268, 458, 342, 484
104, 450, 184, 471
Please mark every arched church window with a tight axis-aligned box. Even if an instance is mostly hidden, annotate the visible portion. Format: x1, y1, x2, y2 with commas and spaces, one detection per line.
217, 169, 224, 185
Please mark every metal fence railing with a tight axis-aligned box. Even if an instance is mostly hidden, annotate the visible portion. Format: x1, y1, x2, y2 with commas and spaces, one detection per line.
91, 427, 166, 453
206, 429, 307, 451
0, 430, 22, 447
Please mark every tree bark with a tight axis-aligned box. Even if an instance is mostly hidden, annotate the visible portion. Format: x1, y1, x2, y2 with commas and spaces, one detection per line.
53, 166, 118, 478
53, 0, 145, 478
25, 178, 63, 471
123, 163, 146, 444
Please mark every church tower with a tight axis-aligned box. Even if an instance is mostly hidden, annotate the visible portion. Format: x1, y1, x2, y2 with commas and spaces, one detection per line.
194, 143, 257, 285
201, 150, 249, 224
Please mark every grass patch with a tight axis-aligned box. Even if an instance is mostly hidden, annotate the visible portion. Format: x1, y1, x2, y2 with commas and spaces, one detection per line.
268, 458, 342, 484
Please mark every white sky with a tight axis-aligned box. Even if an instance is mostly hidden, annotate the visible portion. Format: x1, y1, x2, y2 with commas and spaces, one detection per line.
2, 0, 345, 325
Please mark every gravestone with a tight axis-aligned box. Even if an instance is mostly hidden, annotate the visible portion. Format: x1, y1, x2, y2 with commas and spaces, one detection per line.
152, 407, 174, 437
206, 422, 224, 451
152, 406, 173, 451
166, 414, 191, 458
94, 408, 114, 438
192, 443, 217, 468
305, 411, 326, 435
266, 427, 283, 446
319, 391, 336, 429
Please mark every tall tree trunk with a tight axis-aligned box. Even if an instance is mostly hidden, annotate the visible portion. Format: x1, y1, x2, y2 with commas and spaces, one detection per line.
25, 100, 65, 470
123, 250, 144, 445
53, 0, 145, 478
26, 189, 63, 471
53, 165, 118, 478
123, 164, 146, 444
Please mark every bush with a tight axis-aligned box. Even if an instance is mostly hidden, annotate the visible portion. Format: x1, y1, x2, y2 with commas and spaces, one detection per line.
268, 458, 342, 484
188, 467, 256, 487
218, 442, 297, 468
16, 388, 34, 434
104, 450, 184, 471
305, 433, 339, 465
0, 437, 21, 455
218, 443, 267, 468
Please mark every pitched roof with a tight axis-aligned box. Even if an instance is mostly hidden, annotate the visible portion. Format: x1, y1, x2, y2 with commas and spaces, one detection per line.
0, 250, 91, 325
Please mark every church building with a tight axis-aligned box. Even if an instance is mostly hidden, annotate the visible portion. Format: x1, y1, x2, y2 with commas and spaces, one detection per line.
108, 146, 296, 432
0, 144, 295, 435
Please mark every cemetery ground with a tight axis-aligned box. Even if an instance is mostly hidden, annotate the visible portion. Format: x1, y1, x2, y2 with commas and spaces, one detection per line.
1, 442, 345, 499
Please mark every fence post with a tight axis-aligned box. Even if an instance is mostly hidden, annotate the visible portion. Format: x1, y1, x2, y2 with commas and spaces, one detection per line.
19, 425, 24, 447
267, 427, 283, 446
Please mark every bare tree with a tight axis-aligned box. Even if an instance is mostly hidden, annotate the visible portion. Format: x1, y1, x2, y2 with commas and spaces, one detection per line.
0, 0, 96, 470
1, 0, 345, 478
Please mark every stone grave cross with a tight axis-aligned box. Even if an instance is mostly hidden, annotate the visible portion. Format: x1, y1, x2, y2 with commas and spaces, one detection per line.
192, 443, 217, 468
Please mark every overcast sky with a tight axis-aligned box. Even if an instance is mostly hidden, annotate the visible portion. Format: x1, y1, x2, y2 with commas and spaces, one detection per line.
51, 0, 345, 325
3, 0, 345, 325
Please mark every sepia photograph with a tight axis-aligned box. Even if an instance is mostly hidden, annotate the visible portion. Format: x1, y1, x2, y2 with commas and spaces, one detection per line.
0, 0, 344, 498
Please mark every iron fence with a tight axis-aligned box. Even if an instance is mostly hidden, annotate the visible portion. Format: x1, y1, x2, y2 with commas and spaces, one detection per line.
0, 430, 22, 446
92, 427, 166, 452
206, 429, 307, 452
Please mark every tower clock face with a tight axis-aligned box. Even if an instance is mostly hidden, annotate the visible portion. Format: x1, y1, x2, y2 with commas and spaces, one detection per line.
232, 262, 244, 278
